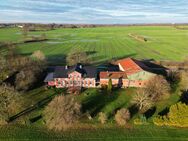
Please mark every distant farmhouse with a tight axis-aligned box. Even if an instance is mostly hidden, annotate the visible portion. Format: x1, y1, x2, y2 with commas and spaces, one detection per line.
44, 58, 166, 88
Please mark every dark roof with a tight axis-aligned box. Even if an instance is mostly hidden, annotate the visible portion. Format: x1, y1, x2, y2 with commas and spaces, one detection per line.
53, 64, 97, 78
44, 73, 54, 82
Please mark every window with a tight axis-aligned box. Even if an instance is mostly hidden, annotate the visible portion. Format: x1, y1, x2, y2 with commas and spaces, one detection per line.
73, 81, 77, 85
62, 81, 65, 86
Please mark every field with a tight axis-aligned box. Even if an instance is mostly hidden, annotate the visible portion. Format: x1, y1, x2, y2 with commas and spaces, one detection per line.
0, 125, 188, 141
1, 26, 188, 65
1, 26, 188, 140
0, 87, 182, 141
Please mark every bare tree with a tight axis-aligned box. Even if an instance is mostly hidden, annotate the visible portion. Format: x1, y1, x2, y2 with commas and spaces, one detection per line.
98, 112, 107, 124
115, 108, 130, 126
180, 71, 188, 91
66, 48, 89, 66
31, 50, 46, 61
22, 25, 29, 39
145, 75, 170, 101
0, 85, 23, 125
43, 95, 82, 131
131, 89, 153, 113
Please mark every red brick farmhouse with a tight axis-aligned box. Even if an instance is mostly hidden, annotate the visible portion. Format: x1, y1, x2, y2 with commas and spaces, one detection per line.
44, 58, 163, 88
44, 64, 97, 88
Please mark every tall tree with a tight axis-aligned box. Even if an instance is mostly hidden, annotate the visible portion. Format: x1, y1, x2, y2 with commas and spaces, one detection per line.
180, 71, 188, 91
43, 95, 82, 131
22, 25, 29, 39
107, 78, 112, 94
66, 48, 89, 66
0, 85, 23, 125
131, 89, 153, 113
144, 75, 170, 101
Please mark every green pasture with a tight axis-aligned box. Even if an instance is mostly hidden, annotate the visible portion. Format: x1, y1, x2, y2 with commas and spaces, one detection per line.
0, 125, 188, 141
1, 26, 188, 64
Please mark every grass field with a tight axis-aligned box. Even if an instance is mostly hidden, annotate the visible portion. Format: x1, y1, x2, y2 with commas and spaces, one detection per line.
1, 26, 188, 64
0, 125, 188, 141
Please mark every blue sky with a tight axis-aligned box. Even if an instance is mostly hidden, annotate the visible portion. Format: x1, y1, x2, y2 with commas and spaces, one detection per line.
0, 0, 188, 24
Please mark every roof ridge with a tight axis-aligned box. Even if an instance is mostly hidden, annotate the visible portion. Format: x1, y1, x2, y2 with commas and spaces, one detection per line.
130, 58, 143, 71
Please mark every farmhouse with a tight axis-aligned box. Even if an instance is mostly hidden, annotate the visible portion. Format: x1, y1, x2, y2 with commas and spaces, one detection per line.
44, 64, 97, 88
100, 58, 156, 87
44, 58, 161, 88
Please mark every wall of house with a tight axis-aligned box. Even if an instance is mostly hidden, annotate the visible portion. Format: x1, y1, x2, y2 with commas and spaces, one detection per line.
100, 79, 120, 86
48, 81, 55, 86
100, 78, 129, 88
54, 78, 95, 88
127, 71, 156, 80
100, 78, 147, 88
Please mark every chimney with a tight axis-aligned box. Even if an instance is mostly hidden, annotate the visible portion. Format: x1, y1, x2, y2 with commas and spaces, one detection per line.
107, 71, 110, 76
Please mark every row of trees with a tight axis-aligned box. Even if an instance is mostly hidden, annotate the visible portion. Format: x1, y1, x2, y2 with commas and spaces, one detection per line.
0, 45, 46, 91
43, 95, 132, 131
0, 44, 47, 124
0, 85, 24, 125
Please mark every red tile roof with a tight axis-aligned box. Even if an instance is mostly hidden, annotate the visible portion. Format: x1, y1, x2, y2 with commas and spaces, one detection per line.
100, 71, 127, 79
115, 58, 150, 75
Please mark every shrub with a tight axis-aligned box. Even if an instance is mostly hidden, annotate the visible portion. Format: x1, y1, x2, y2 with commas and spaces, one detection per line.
0, 85, 23, 125
153, 102, 188, 127
131, 89, 153, 113
15, 70, 37, 91
66, 48, 89, 66
43, 95, 82, 131
107, 78, 112, 94
134, 115, 147, 125
145, 75, 170, 101
98, 112, 107, 124
115, 108, 130, 126
179, 71, 188, 91
31, 50, 46, 61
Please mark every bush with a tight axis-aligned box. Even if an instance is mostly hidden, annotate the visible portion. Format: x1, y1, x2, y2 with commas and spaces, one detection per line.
179, 71, 188, 91
153, 102, 188, 127
0, 85, 23, 125
43, 95, 82, 131
131, 89, 153, 113
15, 59, 46, 91
66, 48, 89, 66
98, 112, 107, 124
31, 50, 46, 61
145, 75, 170, 101
107, 78, 112, 94
134, 115, 147, 125
115, 108, 130, 126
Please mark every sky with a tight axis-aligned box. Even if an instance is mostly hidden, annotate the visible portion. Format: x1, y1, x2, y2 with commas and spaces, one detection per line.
0, 0, 188, 24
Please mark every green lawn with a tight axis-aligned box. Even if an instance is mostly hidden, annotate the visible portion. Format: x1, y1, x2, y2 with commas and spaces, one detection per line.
0, 87, 185, 141
1, 26, 188, 65
0, 125, 188, 141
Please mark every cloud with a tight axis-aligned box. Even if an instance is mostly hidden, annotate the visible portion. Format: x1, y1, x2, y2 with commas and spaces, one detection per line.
0, 0, 188, 23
